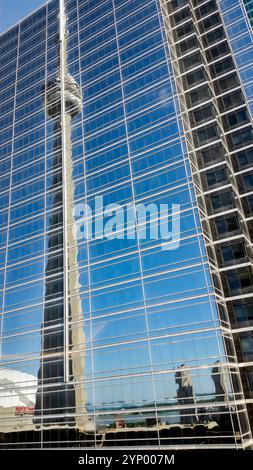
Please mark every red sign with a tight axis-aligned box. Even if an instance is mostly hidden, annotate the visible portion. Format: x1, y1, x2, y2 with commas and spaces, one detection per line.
15, 406, 34, 416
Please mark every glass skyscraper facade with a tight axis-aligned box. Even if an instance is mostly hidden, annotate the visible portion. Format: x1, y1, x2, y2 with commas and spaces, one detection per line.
0, 0, 252, 449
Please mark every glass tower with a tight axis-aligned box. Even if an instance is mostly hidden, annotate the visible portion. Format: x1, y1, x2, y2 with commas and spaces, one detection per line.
0, 0, 252, 449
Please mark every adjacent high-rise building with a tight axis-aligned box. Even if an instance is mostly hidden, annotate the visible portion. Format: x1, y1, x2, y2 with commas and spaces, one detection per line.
0, 0, 253, 449
244, 0, 253, 27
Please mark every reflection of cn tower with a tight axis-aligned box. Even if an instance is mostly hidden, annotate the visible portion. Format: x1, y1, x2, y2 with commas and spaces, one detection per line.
35, 0, 86, 429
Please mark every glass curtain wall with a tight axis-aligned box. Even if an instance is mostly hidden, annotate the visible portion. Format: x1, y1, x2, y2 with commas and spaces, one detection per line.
0, 0, 252, 448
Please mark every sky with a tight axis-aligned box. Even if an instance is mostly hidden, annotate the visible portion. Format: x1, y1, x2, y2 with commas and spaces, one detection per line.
0, 0, 46, 33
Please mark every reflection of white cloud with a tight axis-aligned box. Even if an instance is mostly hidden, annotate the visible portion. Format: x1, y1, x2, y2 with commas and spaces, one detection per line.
92, 322, 108, 341
86, 322, 107, 343
158, 87, 171, 107
0, 369, 37, 408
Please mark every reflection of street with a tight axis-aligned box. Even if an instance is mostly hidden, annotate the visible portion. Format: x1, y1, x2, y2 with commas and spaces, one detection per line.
0, 368, 236, 446
0, 369, 37, 433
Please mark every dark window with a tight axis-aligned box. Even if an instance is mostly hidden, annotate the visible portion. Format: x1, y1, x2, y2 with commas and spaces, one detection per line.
227, 271, 252, 292
211, 56, 234, 77
236, 148, 253, 169
196, 124, 219, 144
212, 271, 222, 292
186, 68, 205, 86
189, 85, 211, 106
173, 7, 190, 25
216, 215, 239, 235
221, 243, 245, 263
192, 0, 203, 5
243, 174, 253, 191
206, 167, 227, 187
227, 109, 248, 128
233, 301, 253, 323
216, 73, 239, 93
176, 21, 194, 39
203, 27, 225, 47
231, 128, 253, 148
207, 42, 230, 61
178, 36, 198, 55
193, 104, 214, 124
247, 368, 253, 391
246, 195, 253, 212
219, 90, 244, 112
210, 191, 233, 210
199, 143, 224, 164
197, 0, 217, 18
240, 333, 253, 360
201, 13, 220, 32
170, 0, 187, 10
181, 51, 202, 71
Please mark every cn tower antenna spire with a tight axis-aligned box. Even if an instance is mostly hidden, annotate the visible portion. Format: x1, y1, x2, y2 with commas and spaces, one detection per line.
59, 0, 67, 44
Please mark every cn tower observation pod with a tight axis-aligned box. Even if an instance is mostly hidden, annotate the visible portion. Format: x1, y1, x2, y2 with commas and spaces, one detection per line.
44, 73, 82, 119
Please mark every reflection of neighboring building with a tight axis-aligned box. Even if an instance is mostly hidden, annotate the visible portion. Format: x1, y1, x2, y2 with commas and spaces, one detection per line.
211, 361, 231, 427
0, 369, 37, 433
175, 365, 197, 425
211, 361, 230, 403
